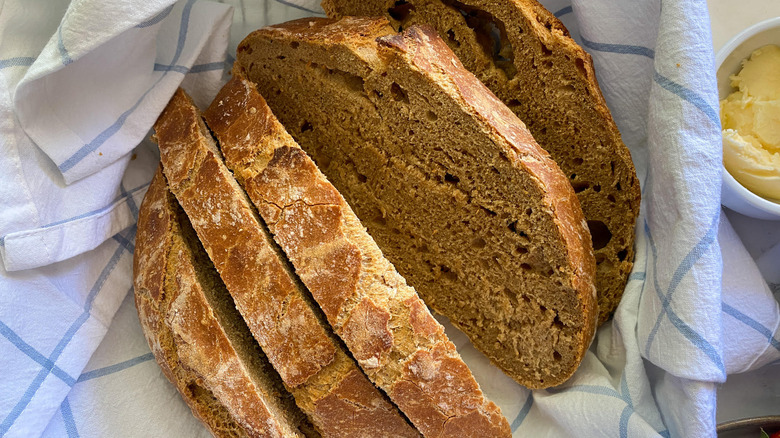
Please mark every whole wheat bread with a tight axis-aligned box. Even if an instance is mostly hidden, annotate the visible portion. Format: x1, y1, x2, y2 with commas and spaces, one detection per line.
322, 0, 641, 324
236, 17, 597, 389
153, 88, 419, 437
134, 168, 313, 437
204, 71, 511, 437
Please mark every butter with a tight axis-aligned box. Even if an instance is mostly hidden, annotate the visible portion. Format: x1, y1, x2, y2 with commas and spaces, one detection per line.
720, 44, 780, 201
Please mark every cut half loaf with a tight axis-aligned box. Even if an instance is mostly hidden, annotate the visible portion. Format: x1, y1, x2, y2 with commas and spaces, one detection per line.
236, 17, 597, 389
134, 168, 312, 437
204, 71, 511, 437
322, 0, 641, 324
153, 89, 419, 438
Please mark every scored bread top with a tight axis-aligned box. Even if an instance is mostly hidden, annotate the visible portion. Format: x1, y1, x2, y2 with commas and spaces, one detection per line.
153, 89, 419, 437
204, 70, 512, 437
322, 0, 641, 324
134, 168, 309, 438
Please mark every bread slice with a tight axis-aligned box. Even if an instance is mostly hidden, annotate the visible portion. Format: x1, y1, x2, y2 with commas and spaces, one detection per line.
321, 0, 641, 324
236, 17, 597, 389
134, 168, 313, 437
204, 70, 511, 437
153, 89, 419, 437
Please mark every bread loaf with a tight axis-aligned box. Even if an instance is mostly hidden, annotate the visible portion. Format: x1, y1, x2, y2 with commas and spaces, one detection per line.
204, 70, 511, 437
152, 88, 419, 437
322, 0, 641, 324
236, 17, 597, 389
134, 168, 313, 437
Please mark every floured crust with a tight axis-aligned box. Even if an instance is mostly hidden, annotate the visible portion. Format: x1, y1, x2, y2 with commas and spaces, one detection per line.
153, 89, 419, 438
322, 0, 640, 325
133, 168, 305, 438
204, 70, 511, 437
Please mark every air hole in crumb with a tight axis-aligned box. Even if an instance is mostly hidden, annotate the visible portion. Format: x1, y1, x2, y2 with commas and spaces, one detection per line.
573, 157, 584, 166
372, 214, 387, 227
388, 0, 415, 22
444, 173, 459, 184
595, 253, 607, 264
587, 220, 612, 250
390, 82, 410, 103
553, 351, 562, 361
575, 58, 587, 77
446, 29, 460, 47
300, 121, 312, 132
541, 44, 552, 57
553, 315, 564, 329
276, 55, 285, 60
516, 245, 528, 254
570, 173, 577, 180
593, 184, 601, 192
520, 263, 532, 271
445, 0, 516, 78
525, 208, 532, 216
507, 99, 521, 108
546, 268, 554, 276
426, 110, 438, 122
519, 230, 528, 238
543, 60, 553, 69
472, 237, 486, 249
440, 265, 458, 281
608, 194, 616, 203
616, 182, 622, 191
484, 208, 498, 217
290, 41, 299, 49
610, 161, 616, 174
522, 295, 531, 304
617, 249, 628, 261
540, 305, 547, 313
507, 220, 517, 233
357, 173, 367, 183
572, 181, 589, 193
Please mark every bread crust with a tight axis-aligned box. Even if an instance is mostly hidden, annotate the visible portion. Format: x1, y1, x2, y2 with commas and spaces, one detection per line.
322, 0, 640, 325
134, 168, 305, 438
204, 70, 511, 437
153, 88, 419, 438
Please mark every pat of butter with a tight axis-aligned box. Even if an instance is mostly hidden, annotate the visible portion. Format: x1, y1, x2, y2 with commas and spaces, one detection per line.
720, 44, 780, 201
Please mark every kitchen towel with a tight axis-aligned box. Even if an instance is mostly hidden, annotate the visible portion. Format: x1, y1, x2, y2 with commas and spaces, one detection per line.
1, 0, 778, 437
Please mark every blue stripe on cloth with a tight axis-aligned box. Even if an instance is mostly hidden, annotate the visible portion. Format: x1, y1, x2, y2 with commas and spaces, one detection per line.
60, 398, 79, 438
120, 182, 139, 220
619, 405, 633, 438
619, 372, 633, 407
273, 0, 324, 14
0, 240, 130, 434
580, 37, 656, 59
0, 321, 76, 386
58, 0, 197, 174
0, 57, 36, 70
136, 4, 175, 28
33, 182, 149, 231
77, 352, 155, 383
153, 61, 226, 74
645, 213, 719, 355
112, 228, 136, 255
510, 393, 533, 432
57, 24, 73, 66
629, 271, 647, 282
652, 71, 720, 126
722, 302, 780, 352
553, 5, 572, 18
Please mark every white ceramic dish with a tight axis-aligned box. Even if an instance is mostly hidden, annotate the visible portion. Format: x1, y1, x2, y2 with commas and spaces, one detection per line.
716, 16, 780, 220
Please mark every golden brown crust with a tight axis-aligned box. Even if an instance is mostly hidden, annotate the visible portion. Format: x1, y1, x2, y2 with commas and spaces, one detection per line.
321, 0, 640, 325
133, 169, 302, 438
154, 89, 419, 438
205, 70, 511, 437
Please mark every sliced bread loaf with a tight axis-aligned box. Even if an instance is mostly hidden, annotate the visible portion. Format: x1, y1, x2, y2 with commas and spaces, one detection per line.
236, 17, 597, 389
134, 168, 312, 437
322, 0, 641, 324
153, 88, 419, 437
204, 70, 511, 437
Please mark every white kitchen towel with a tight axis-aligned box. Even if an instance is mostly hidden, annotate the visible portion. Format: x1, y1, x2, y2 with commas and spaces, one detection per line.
2, 0, 779, 437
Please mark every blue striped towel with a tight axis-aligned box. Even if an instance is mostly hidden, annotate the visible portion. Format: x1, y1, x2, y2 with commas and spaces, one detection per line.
1, 0, 778, 437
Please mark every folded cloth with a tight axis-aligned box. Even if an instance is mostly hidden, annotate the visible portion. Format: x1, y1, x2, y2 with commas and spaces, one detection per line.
1, 0, 778, 437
